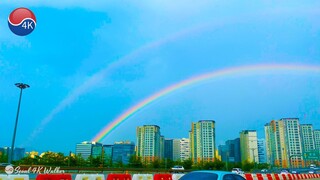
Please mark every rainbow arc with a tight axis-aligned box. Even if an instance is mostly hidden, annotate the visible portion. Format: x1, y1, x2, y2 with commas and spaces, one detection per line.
92, 63, 320, 142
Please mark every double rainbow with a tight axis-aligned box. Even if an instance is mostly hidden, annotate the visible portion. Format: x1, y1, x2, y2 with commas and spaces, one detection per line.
92, 63, 320, 142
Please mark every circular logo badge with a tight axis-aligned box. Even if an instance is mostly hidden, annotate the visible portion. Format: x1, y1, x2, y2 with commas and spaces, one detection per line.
8, 7, 36, 36
5, 165, 14, 174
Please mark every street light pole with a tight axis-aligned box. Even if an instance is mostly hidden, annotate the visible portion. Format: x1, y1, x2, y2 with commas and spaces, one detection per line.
9, 83, 30, 163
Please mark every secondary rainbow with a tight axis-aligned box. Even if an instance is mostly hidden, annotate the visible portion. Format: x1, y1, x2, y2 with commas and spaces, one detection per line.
92, 63, 320, 142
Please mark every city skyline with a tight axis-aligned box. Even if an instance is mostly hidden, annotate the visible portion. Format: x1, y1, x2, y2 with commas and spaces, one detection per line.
3, 117, 318, 156
264, 118, 320, 168
1, 1, 320, 154
2, 117, 319, 168
72, 118, 320, 167
59, 119, 320, 154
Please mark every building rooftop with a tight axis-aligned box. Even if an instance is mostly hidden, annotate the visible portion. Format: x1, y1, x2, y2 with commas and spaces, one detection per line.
142, 125, 160, 128
240, 130, 257, 133
280, 118, 299, 120
198, 120, 215, 123
114, 140, 134, 145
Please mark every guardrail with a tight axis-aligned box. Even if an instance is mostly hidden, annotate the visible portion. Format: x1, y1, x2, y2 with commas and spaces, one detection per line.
243, 173, 320, 180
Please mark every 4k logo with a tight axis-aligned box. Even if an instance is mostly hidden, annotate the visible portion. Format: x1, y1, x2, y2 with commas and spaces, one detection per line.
8, 7, 36, 36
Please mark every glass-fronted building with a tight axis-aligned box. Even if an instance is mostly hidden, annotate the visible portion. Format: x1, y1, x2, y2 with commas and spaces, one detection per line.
112, 141, 135, 165
75, 141, 102, 160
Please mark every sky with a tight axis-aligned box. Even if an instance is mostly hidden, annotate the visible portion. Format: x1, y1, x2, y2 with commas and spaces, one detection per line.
1, 1, 320, 154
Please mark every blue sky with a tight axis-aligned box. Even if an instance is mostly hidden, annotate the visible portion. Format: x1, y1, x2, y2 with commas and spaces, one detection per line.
1, 1, 320, 154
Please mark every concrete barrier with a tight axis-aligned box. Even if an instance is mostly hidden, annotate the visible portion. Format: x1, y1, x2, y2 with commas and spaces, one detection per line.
172, 174, 184, 180
106, 174, 131, 180
75, 174, 105, 180
132, 174, 153, 180
153, 174, 172, 180
0, 175, 9, 180
242, 174, 320, 180
8, 175, 29, 180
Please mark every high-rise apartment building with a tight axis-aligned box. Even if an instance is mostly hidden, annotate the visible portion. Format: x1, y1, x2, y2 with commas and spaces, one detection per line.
180, 138, 190, 161
282, 118, 303, 167
136, 125, 161, 162
264, 121, 283, 167
218, 138, 241, 163
190, 120, 216, 163
310, 129, 320, 164
300, 124, 315, 152
257, 139, 266, 163
172, 139, 181, 161
240, 130, 259, 163
227, 138, 241, 163
300, 124, 318, 163
315, 130, 320, 150
76, 141, 102, 159
160, 136, 165, 160
265, 118, 303, 168
112, 141, 135, 165
164, 138, 190, 162
164, 139, 173, 160
218, 145, 228, 162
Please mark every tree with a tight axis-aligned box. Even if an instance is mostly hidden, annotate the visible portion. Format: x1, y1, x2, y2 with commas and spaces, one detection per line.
128, 155, 142, 168
242, 160, 254, 172
182, 159, 193, 170
39, 151, 66, 166
86, 155, 102, 167
65, 153, 77, 167
202, 160, 225, 170
19, 153, 39, 165
114, 159, 123, 168
257, 163, 270, 170
0, 152, 8, 163
167, 159, 175, 169
159, 158, 175, 169
226, 162, 242, 171
104, 156, 113, 168
194, 160, 205, 170
55, 152, 66, 166
75, 154, 85, 167
91, 156, 102, 167
152, 159, 161, 169
213, 159, 225, 170
204, 161, 215, 170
